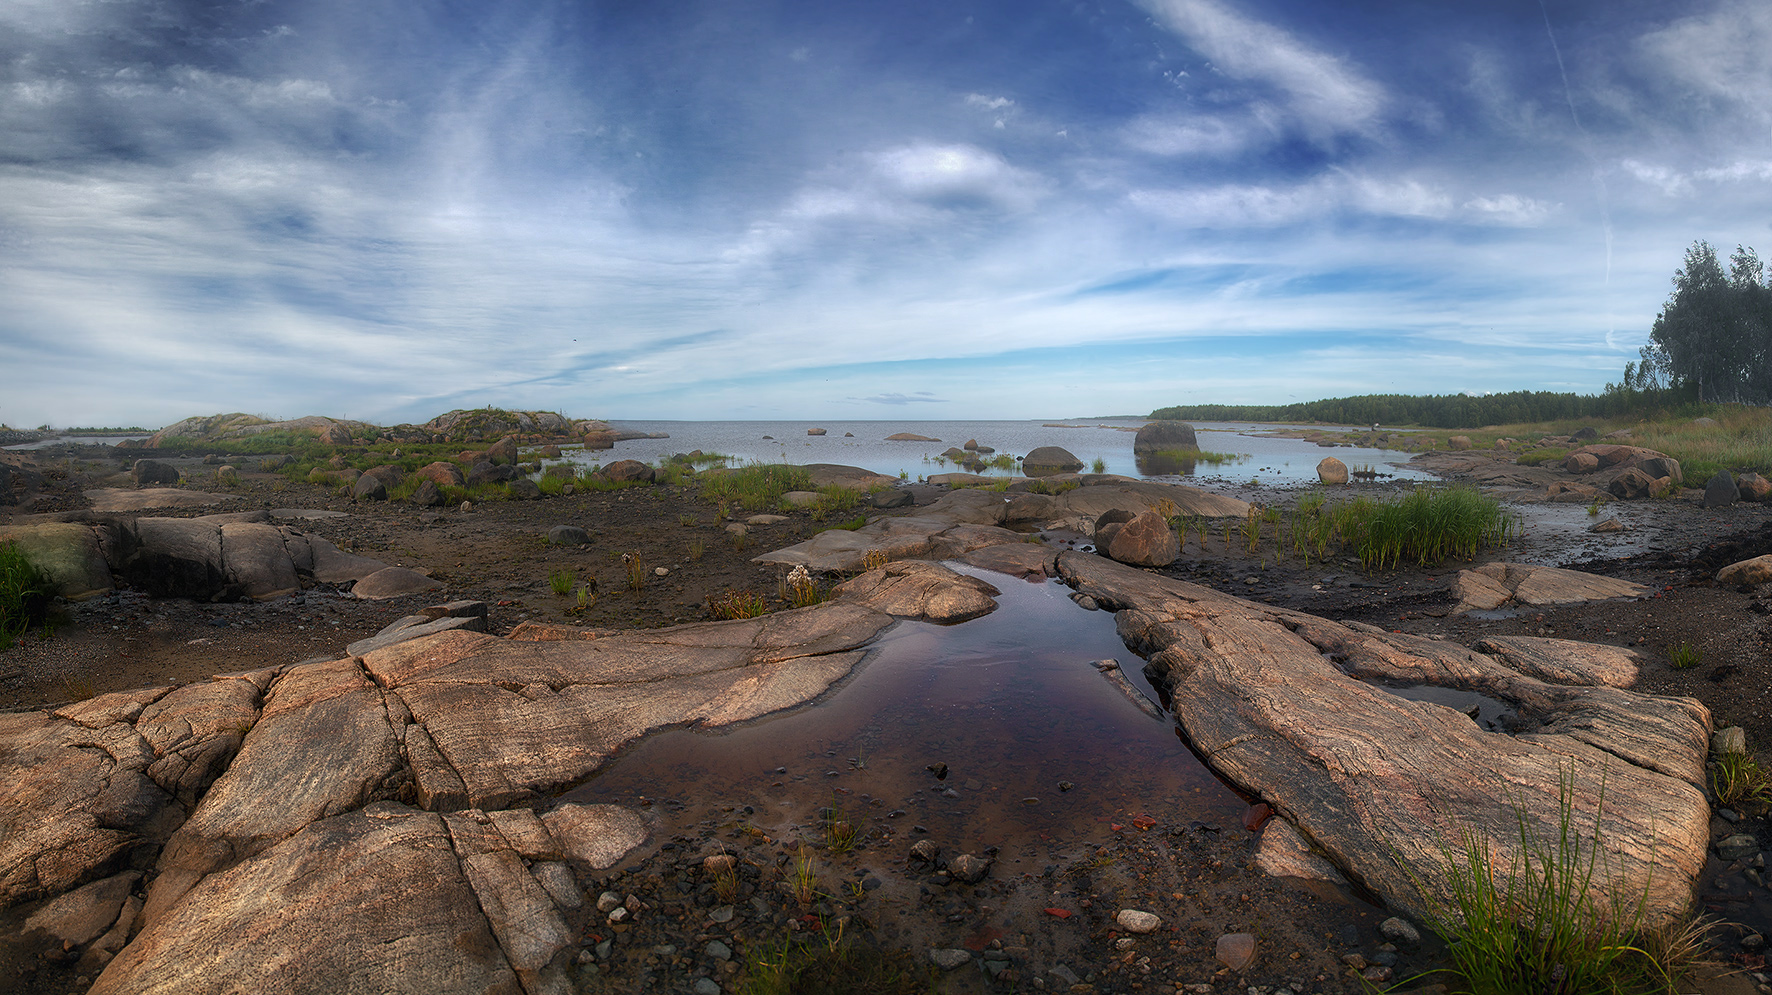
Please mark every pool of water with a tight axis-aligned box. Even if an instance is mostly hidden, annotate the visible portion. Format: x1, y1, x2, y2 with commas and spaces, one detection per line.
563, 563, 1245, 854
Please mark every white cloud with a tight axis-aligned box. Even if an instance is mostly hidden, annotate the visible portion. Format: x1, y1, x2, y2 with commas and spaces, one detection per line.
1135, 0, 1385, 140
1620, 159, 1692, 197
1637, 0, 1772, 122
1461, 194, 1555, 226
1120, 108, 1280, 158
965, 94, 1014, 111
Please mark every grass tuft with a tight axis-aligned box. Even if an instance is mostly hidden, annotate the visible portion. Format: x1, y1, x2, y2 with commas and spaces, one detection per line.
700, 463, 813, 509
707, 589, 768, 620
0, 540, 54, 650
1668, 642, 1702, 670
547, 568, 576, 596
1710, 749, 1772, 810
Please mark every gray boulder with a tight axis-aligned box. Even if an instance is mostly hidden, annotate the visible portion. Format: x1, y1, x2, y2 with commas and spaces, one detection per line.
869, 489, 914, 509
1022, 446, 1083, 475
1703, 470, 1739, 509
488, 436, 518, 466
133, 460, 180, 486
1134, 421, 1198, 453
548, 525, 590, 546
603, 460, 655, 484
410, 480, 444, 507
466, 462, 515, 488
352, 475, 387, 502
506, 478, 541, 500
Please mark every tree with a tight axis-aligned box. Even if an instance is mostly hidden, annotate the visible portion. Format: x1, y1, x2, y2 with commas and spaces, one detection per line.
1641, 240, 1772, 404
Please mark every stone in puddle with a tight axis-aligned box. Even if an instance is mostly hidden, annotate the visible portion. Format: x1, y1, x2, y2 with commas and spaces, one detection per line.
1718, 835, 1761, 860
1216, 932, 1256, 971
949, 853, 991, 884
929, 948, 970, 970
1116, 909, 1161, 934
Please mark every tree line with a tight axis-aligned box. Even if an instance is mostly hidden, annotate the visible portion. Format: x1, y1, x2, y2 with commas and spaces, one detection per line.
1151, 239, 1769, 428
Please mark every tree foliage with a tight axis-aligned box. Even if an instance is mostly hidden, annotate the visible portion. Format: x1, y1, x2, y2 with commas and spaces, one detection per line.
1638, 240, 1772, 404
1149, 387, 1690, 429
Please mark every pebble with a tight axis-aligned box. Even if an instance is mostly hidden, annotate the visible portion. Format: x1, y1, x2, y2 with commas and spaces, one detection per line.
596, 891, 623, 913
950, 853, 992, 884
1718, 834, 1761, 860
1116, 909, 1161, 934
930, 948, 971, 970
693, 979, 722, 995
709, 906, 734, 924
1216, 932, 1256, 971
1744, 934, 1767, 952
705, 940, 732, 961
1115, 937, 1137, 951
1379, 916, 1420, 945
909, 840, 940, 862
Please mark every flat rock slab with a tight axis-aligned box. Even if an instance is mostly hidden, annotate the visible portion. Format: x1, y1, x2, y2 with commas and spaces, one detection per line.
833, 561, 1001, 623
85, 489, 242, 512
754, 503, 1028, 573
801, 463, 901, 489
1059, 551, 1709, 927
352, 566, 443, 600
957, 543, 1057, 580
1453, 562, 1648, 612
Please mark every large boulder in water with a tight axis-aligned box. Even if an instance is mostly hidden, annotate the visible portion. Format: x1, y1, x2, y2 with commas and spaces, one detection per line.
1022, 446, 1083, 475
1134, 421, 1198, 453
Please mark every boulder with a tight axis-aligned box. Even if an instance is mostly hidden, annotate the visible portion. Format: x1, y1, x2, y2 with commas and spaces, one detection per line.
352, 567, 442, 600
807, 428, 826, 436
0, 522, 113, 600
410, 480, 444, 507
414, 462, 465, 488
466, 462, 515, 488
1453, 562, 1648, 612
1638, 456, 1683, 485
363, 465, 403, 489
1317, 457, 1348, 485
1448, 436, 1472, 451
1562, 452, 1600, 473
320, 423, 354, 446
506, 478, 541, 500
1060, 552, 1711, 930
352, 475, 387, 502
1133, 421, 1198, 453
941, 447, 969, 460
1106, 510, 1180, 567
487, 436, 518, 466
133, 460, 181, 486
1608, 467, 1656, 500
1571, 426, 1598, 441
214, 466, 239, 485
1703, 470, 1739, 509
832, 561, 1000, 623
885, 433, 939, 442
583, 431, 616, 450
548, 525, 590, 546
1737, 472, 1772, 502
1094, 508, 1136, 533
1717, 555, 1772, 586
869, 489, 914, 509
603, 460, 655, 484
1022, 446, 1083, 475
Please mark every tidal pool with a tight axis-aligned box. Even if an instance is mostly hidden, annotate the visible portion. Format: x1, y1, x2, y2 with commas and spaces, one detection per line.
565, 563, 1246, 860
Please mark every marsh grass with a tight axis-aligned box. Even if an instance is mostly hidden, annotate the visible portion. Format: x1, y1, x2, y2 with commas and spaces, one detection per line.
700, 463, 813, 509
814, 485, 861, 513
708, 589, 768, 620
860, 549, 889, 572
819, 514, 867, 533
739, 920, 937, 995
822, 795, 859, 853
1208, 487, 1514, 570
0, 541, 53, 650
791, 846, 821, 907
1710, 750, 1772, 810
536, 474, 568, 496
547, 568, 576, 596
1415, 772, 1700, 995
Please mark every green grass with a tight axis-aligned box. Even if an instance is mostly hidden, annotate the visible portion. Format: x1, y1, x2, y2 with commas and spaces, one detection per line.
1418, 771, 1701, 995
0, 541, 54, 650
707, 589, 769, 620
740, 922, 937, 995
536, 474, 568, 496
700, 463, 814, 509
1153, 448, 1247, 464
818, 515, 867, 533
1090, 457, 1107, 473
1668, 643, 1701, 670
1710, 750, 1772, 810
813, 485, 862, 512
1330, 485, 1515, 570
1516, 448, 1569, 467
547, 568, 576, 596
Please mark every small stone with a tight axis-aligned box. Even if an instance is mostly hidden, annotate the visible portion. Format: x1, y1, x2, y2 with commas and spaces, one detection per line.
1115, 937, 1137, 951
709, 906, 734, 924
1718, 834, 1761, 861
1362, 966, 1393, 984
1049, 964, 1082, 985
1117, 909, 1161, 934
694, 979, 723, 995
1058, 781, 1074, 792
1714, 727, 1749, 755
1744, 934, 1766, 952
949, 853, 992, 884
909, 840, 940, 863
930, 948, 970, 970
607, 907, 628, 923
654, 566, 669, 577
706, 940, 733, 961
597, 891, 623, 912
548, 525, 589, 545
1379, 916, 1420, 945
1215, 932, 1256, 971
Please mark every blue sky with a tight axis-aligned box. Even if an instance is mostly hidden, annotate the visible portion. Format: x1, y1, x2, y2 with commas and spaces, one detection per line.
3, 0, 1770, 427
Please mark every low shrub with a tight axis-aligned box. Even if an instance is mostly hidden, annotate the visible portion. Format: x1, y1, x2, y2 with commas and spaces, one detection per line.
707, 589, 768, 620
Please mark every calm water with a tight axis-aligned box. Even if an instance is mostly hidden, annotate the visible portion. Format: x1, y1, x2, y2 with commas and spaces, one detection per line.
566, 419, 1435, 487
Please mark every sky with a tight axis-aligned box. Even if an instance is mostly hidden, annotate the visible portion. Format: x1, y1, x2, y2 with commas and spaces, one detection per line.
3, 0, 1771, 429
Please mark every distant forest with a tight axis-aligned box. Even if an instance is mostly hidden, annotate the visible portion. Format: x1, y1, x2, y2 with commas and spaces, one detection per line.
1151, 239, 1770, 430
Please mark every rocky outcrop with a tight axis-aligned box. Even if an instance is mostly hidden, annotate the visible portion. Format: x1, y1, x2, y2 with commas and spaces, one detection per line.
1452, 562, 1648, 613
1059, 552, 1710, 928
833, 561, 1000, 623
422, 409, 573, 442
0, 521, 114, 599
146, 414, 374, 448
1133, 421, 1198, 453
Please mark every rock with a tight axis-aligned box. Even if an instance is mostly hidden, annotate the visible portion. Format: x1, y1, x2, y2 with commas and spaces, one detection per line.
214, 465, 239, 485
414, 462, 466, 488
1106, 510, 1180, 567
583, 431, 616, 450
548, 525, 590, 546
929, 949, 970, 970
885, 433, 939, 442
1588, 517, 1624, 533
352, 567, 442, 600
1061, 552, 1711, 930
0, 522, 113, 600
962, 439, 980, 450
1215, 932, 1256, 971
132, 459, 181, 486
948, 853, 991, 884
1116, 909, 1161, 934
603, 460, 655, 484
1474, 635, 1645, 688
1738, 473, 1772, 502
1253, 819, 1345, 884
1379, 917, 1420, 945
1449, 436, 1472, 450
1134, 421, 1198, 453
1095, 508, 1136, 532
363, 465, 404, 490
753, 508, 1027, 574
540, 804, 650, 871
1704, 470, 1740, 509
1560, 451, 1600, 473
1609, 467, 1656, 500
908, 840, 940, 862
24, 871, 141, 948
352, 475, 387, 502
538, 446, 562, 458
410, 480, 444, 507
1718, 835, 1761, 860
1572, 426, 1598, 441
1022, 446, 1083, 475
487, 437, 519, 466
1638, 456, 1683, 485
807, 428, 826, 436
1317, 457, 1349, 485
346, 612, 488, 658
466, 462, 516, 488
506, 478, 541, 500
1717, 555, 1772, 586
1713, 727, 1748, 755
941, 447, 969, 460
1453, 563, 1647, 613
869, 489, 914, 509
833, 561, 1000, 623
